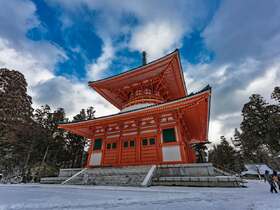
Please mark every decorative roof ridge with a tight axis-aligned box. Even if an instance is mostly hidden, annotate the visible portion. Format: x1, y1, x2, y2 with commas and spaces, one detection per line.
88, 49, 179, 85
59, 85, 211, 126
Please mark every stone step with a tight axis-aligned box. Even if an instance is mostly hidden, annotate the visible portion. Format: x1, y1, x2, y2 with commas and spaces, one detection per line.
59, 168, 83, 177
40, 177, 66, 184
153, 176, 242, 182
153, 163, 245, 187
41, 166, 151, 186
156, 163, 215, 177
58, 166, 151, 178
152, 176, 244, 187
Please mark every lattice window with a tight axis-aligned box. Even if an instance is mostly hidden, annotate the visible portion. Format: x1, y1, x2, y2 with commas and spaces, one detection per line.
149, 138, 155, 145
130, 140, 135, 147
93, 138, 102, 150
142, 138, 148, 146
162, 128, 176, 143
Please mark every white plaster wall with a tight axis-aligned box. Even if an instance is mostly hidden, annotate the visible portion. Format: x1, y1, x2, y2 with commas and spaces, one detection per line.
122, 132, 137, 136
89, 152, 102, 166
140, 129, 157, 134
162, 145, 181, 162
120, 103, 155, 113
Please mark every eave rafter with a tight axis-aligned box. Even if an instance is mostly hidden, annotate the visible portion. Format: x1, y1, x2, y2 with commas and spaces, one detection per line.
112, 88, 129, 103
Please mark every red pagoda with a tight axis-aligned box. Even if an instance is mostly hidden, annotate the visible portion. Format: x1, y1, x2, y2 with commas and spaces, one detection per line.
59, 50, 211, 167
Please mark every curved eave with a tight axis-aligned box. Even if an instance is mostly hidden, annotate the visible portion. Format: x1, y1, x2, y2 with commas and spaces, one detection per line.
88, 49, 187, 109
89, 49, 179, 85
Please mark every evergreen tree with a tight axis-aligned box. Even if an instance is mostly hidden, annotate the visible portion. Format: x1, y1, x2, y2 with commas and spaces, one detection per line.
208, 136, 243, 172
66, 106, 96, 168
239, 92, 280, 162
272, 86, 280, 103
232, 128, 242, 149
239, 94, 268, 161
33, 106, 68, 177
0, 69, 34, 176
192, 143, 207, 163
0, 69, 98, 179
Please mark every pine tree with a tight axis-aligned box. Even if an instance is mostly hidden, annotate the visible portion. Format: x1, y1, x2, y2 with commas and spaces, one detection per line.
208, 136, 242, 172
239, 94, 269, 161
239, 92, 280, 162
66, 106, 96, 168
33, 106, 68, 177
232, 128, 242, 149
272, 86, 280, 103
0, 69, 34, 176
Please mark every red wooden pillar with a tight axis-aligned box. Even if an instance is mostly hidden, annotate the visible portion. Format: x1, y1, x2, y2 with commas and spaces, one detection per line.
155, 115, 162, 163
136, 120, 141, 163
117, 123, 124, 166
173, 110, 186, 162
178, 124, 187, 162
100, 126, 108, 166
178, 110, 192, 163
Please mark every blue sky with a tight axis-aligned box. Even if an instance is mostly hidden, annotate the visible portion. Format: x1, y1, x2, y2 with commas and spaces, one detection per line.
27, 0, 218, 79
0, 0, 279, 142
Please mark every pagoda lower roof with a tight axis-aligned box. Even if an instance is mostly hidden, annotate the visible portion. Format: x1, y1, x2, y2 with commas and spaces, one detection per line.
88, 49, 187, 109
59, 86, 211, 143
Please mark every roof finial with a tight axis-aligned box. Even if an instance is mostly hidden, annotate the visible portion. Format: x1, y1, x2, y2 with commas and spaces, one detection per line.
142, 51, 147, 65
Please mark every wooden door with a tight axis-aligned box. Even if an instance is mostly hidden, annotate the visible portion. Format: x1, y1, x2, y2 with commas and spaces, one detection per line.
120, 138, 137, 165
140, 136, 158, 164
103, 139, 119, 166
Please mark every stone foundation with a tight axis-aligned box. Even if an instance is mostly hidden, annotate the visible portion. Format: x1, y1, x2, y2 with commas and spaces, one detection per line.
40, 163, 245, 187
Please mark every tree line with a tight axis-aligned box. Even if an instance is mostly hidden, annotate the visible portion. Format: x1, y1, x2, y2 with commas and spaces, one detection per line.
0, 69, 95, 181
209, 87, 280, 173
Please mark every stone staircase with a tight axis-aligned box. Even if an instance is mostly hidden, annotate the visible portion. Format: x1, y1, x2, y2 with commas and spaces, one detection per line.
40, 165, 152, 186
40, 163, 245, 187
151, 163, 245, 187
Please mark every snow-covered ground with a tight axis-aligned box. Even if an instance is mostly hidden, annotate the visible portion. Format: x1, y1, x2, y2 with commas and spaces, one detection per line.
0, 180, 279, 210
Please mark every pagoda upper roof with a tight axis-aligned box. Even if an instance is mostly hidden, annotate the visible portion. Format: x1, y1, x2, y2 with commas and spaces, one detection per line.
88, 49, 187, 110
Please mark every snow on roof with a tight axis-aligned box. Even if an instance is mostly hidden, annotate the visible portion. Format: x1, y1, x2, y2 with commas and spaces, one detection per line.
242, 164, 273, 175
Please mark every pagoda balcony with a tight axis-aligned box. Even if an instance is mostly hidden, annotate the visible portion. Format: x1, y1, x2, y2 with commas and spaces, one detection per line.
122, 92, 165, 110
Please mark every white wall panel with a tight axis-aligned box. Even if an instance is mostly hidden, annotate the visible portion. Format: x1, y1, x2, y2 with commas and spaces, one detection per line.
162, 145, 181, 161
89, 152, 102, 165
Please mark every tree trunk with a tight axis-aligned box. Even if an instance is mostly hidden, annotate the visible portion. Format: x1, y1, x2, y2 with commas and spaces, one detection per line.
39, 144, 49, 179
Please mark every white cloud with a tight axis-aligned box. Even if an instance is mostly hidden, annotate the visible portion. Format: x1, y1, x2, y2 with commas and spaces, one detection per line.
33, 76, 118, 118
0, 38, 54, 86
0, 0, 38, 45
130, 21, 184, 60
209, 112, 241, 142
50, 0, 210, 70
0, 35, 118, 118
87, 40, 114, 80
208, 120, 223, 143
203, 0, 280, 63
0, 0, 66, 87
0, 0, 117, 119
236, 64, 280, 103
185, 58, 280, 142
185, 0, 280, 142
